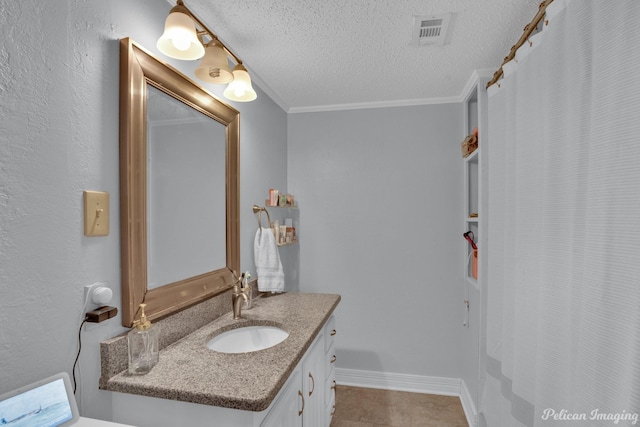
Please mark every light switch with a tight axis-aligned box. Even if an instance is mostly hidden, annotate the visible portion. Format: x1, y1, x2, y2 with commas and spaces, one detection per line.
83, 191, 109, 236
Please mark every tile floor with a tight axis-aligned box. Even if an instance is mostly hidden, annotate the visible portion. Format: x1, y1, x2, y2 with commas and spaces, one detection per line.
330, 385, 469, 427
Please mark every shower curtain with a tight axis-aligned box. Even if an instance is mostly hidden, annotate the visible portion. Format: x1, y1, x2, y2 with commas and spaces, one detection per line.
481, 1, 640, 426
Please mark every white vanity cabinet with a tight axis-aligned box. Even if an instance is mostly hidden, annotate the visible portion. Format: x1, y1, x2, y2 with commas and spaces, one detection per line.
301, 334, 325, 425
324, 315, 337, 424
272, 314, 338, 427
261, 368, 303, 427
112, 316, 336, 427
262, 327, 327, 427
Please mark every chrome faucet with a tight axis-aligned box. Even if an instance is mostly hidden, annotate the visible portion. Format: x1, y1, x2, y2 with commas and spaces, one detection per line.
231, 283, 248, 319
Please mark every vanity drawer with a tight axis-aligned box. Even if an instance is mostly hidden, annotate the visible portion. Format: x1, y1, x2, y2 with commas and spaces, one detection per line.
324, 315, 336, 352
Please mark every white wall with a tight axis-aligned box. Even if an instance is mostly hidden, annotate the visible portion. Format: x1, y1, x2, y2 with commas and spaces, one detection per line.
287, 105, 467, 379
0, 0, 287, 420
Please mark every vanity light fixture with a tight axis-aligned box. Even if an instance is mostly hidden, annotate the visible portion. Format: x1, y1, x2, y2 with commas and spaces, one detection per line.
157, 2, 205, 60
224, 64, 257, 102
195, 41, 233, 84
157, 0, 257, 102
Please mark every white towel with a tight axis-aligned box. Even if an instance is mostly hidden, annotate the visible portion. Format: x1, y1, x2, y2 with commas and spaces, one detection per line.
254, 227, 285, 292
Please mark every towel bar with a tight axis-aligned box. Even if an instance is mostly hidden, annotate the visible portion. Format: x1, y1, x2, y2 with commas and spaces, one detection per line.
252, 205, 272, 228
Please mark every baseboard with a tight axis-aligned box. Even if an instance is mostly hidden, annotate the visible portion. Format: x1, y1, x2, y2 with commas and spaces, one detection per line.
335, 368, 477, 427
459, 379, 478, 427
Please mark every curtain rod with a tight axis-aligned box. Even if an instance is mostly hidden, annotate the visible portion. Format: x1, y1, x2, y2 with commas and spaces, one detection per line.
486, 0, 554, 89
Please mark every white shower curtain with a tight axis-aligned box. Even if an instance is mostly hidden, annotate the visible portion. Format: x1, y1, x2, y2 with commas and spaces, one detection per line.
481, 1, 640, 426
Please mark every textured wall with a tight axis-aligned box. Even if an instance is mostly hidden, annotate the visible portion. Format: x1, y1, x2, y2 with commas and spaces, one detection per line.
1, 0, 474, 421
0, 0, 287, 420
287, 104, 466, 379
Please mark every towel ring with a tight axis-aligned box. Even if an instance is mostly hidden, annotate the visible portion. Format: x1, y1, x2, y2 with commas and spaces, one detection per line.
252, 205, 271, 229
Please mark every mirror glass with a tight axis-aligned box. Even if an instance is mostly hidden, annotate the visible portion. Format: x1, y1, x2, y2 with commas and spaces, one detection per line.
119, 38, 240, 326
146, 86, 226, 289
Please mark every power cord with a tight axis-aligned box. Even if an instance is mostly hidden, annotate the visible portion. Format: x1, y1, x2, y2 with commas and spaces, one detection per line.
72, 284, 117, 411
72, 317, 88, 394
72, 290, 93, 400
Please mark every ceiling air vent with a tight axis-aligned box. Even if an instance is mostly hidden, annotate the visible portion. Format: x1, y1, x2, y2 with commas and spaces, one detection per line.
411, 13, 452, 46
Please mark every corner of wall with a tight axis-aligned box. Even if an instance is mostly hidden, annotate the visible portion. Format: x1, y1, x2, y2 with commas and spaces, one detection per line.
460, 379, 478, 427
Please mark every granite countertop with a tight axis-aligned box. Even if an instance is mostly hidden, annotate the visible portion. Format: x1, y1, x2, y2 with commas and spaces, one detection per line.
102, 292, 340, 412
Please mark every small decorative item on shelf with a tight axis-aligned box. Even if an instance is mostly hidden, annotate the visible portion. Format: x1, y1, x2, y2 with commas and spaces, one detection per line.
461, 135, 478, 157
270, 219, 296, 245
265, 189, 297, 207
272, 222, 296, 246
461, 127, 479, 158
472, 249, 478, 280
463, 231, 478, 280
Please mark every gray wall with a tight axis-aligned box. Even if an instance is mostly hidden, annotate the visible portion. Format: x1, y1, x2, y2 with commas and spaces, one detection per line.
0, 0, 286, 419
1, 0, 476, 422
288, 105, 467, 379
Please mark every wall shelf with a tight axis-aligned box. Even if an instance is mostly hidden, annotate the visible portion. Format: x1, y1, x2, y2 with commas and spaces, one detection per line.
461, 74, 488, 294
265, 204, 298, 209
255, 202, 300, 247
463, 83, 480, 288
464, 148, 479, 162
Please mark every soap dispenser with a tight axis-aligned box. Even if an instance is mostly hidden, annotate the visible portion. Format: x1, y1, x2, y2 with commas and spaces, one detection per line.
128, 303, 159, 375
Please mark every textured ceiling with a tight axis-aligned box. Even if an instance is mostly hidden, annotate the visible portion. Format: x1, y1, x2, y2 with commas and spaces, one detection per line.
181, 0, 541, 112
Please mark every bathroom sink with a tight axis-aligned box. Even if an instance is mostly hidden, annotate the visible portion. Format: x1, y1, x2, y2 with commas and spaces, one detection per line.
207, 326, 289, 353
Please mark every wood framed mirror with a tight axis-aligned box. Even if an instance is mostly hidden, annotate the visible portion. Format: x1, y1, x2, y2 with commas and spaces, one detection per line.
119, 38, 239, 327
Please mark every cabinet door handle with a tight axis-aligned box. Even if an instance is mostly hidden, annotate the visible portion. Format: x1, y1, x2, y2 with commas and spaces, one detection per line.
298, 390, 304, 416
330, 329, 337, 336
330, 354, 337, 364
308, 372, 315, 397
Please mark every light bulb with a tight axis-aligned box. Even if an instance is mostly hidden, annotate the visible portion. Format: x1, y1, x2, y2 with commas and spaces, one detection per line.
223, 64, 257, 102
156, 7, 205, 60
171, 34, 191, 51
194, 41, 233, 84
